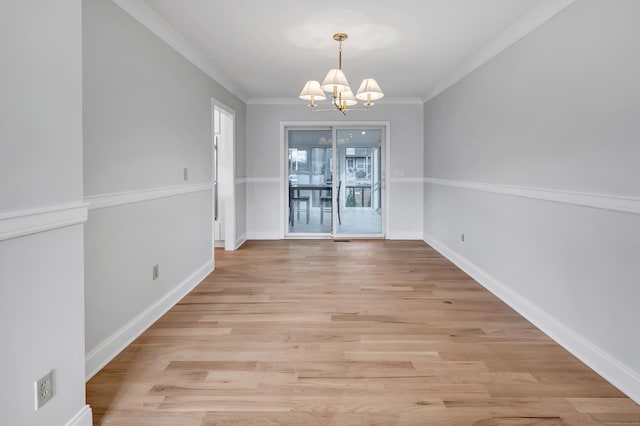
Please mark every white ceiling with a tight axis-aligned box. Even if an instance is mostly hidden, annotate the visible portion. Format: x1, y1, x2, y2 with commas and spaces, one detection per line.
128, 0, 572, 102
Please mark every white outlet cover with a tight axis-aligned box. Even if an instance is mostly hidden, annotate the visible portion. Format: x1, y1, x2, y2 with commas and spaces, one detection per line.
35, 370, 54, 410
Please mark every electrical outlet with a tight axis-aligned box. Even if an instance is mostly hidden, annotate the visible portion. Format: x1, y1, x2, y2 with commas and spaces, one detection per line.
461, 233, 465, 242
153, 264, 159, 280
183, 168, 188, 181
35, 370, 54, 410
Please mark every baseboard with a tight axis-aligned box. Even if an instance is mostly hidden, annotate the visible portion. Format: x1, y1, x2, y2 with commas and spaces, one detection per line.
423, 233, 640, 405
85, 259, 214, 380
247, 232, 282, 240
65, 405, 92, 426
234, 233, 247, 249
246, 232, 423, 241
387, 231, 423, 240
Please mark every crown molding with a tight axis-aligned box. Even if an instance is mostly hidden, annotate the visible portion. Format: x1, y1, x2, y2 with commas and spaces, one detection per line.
110, 0, 248, 103
423, 0, 577, 103
247, 96, 424, 106
247, 98, 299, 105
111, 0, 576, 107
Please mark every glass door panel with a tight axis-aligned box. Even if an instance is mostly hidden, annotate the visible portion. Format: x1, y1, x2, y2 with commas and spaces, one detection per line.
287, 129, 333, 235
335, 129, 383, 235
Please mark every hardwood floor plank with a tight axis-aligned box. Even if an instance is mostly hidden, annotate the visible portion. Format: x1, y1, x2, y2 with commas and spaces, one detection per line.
86, 240, 640, 425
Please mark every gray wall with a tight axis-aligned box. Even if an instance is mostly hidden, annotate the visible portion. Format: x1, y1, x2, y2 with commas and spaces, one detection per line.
423, 0, 640, 401
83, 0, 246, 377
0, 1, 89, 425
246, 103, 424, 239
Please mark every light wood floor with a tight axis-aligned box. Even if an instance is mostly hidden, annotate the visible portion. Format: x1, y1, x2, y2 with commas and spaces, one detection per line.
87, 240, 640, 425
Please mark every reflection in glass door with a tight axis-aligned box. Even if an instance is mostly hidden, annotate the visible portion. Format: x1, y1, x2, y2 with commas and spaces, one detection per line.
287, 129, 333, 235
334, 128, 383, 235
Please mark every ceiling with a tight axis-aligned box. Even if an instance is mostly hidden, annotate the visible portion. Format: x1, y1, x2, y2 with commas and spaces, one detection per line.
131, 0, 566, 102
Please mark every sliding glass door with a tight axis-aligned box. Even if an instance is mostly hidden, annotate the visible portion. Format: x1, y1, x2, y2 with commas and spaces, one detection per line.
334, 128, 383, 236
286, 126, 384, 237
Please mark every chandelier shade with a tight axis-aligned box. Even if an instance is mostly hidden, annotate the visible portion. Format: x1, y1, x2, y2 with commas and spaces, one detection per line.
299, 33, 383, 115
340, 89, 358, 106
356, 78, 384, 102
298, 80, 327, 101
320, 69, 350, 93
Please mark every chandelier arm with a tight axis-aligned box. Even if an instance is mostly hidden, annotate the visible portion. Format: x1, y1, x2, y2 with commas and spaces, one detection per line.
310, 104, 372, 114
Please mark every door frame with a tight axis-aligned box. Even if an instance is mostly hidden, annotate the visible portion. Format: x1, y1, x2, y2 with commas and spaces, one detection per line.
280, 121, 390, 239
212, 98, 236, 251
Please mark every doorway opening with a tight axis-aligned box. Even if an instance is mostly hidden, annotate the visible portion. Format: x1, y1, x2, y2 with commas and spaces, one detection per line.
212, 101, 236, 250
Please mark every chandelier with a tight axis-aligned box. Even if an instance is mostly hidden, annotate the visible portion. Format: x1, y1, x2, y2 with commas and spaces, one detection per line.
298, 33, 384, 115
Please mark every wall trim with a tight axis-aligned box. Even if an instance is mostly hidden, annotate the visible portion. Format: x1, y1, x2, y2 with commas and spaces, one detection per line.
247, 232, 282, 240
65, 405, 93, 426
424, 0, 577, 102
247, 96, 424, 105
86, 183, 212, 211
424, 177, 640, 216
111, 0, 247, 102
237, 177, 281, 184
0, 202, 88, 242
234, 233, 247, 250
85, 259, 214, 380
390, 177, 424, 183
387, 231, 423, 240
423, 233, 640, 405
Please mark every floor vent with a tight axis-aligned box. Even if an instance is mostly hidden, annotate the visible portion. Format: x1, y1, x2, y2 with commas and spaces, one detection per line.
333, 239, 351, 242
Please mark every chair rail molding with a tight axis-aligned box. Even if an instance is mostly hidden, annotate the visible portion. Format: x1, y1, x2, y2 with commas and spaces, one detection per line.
85, 182, 213, 211
237, 177, 281, 184
390, 177, 424, 183
424, 177, 640, 216
0, 202, 88, 242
